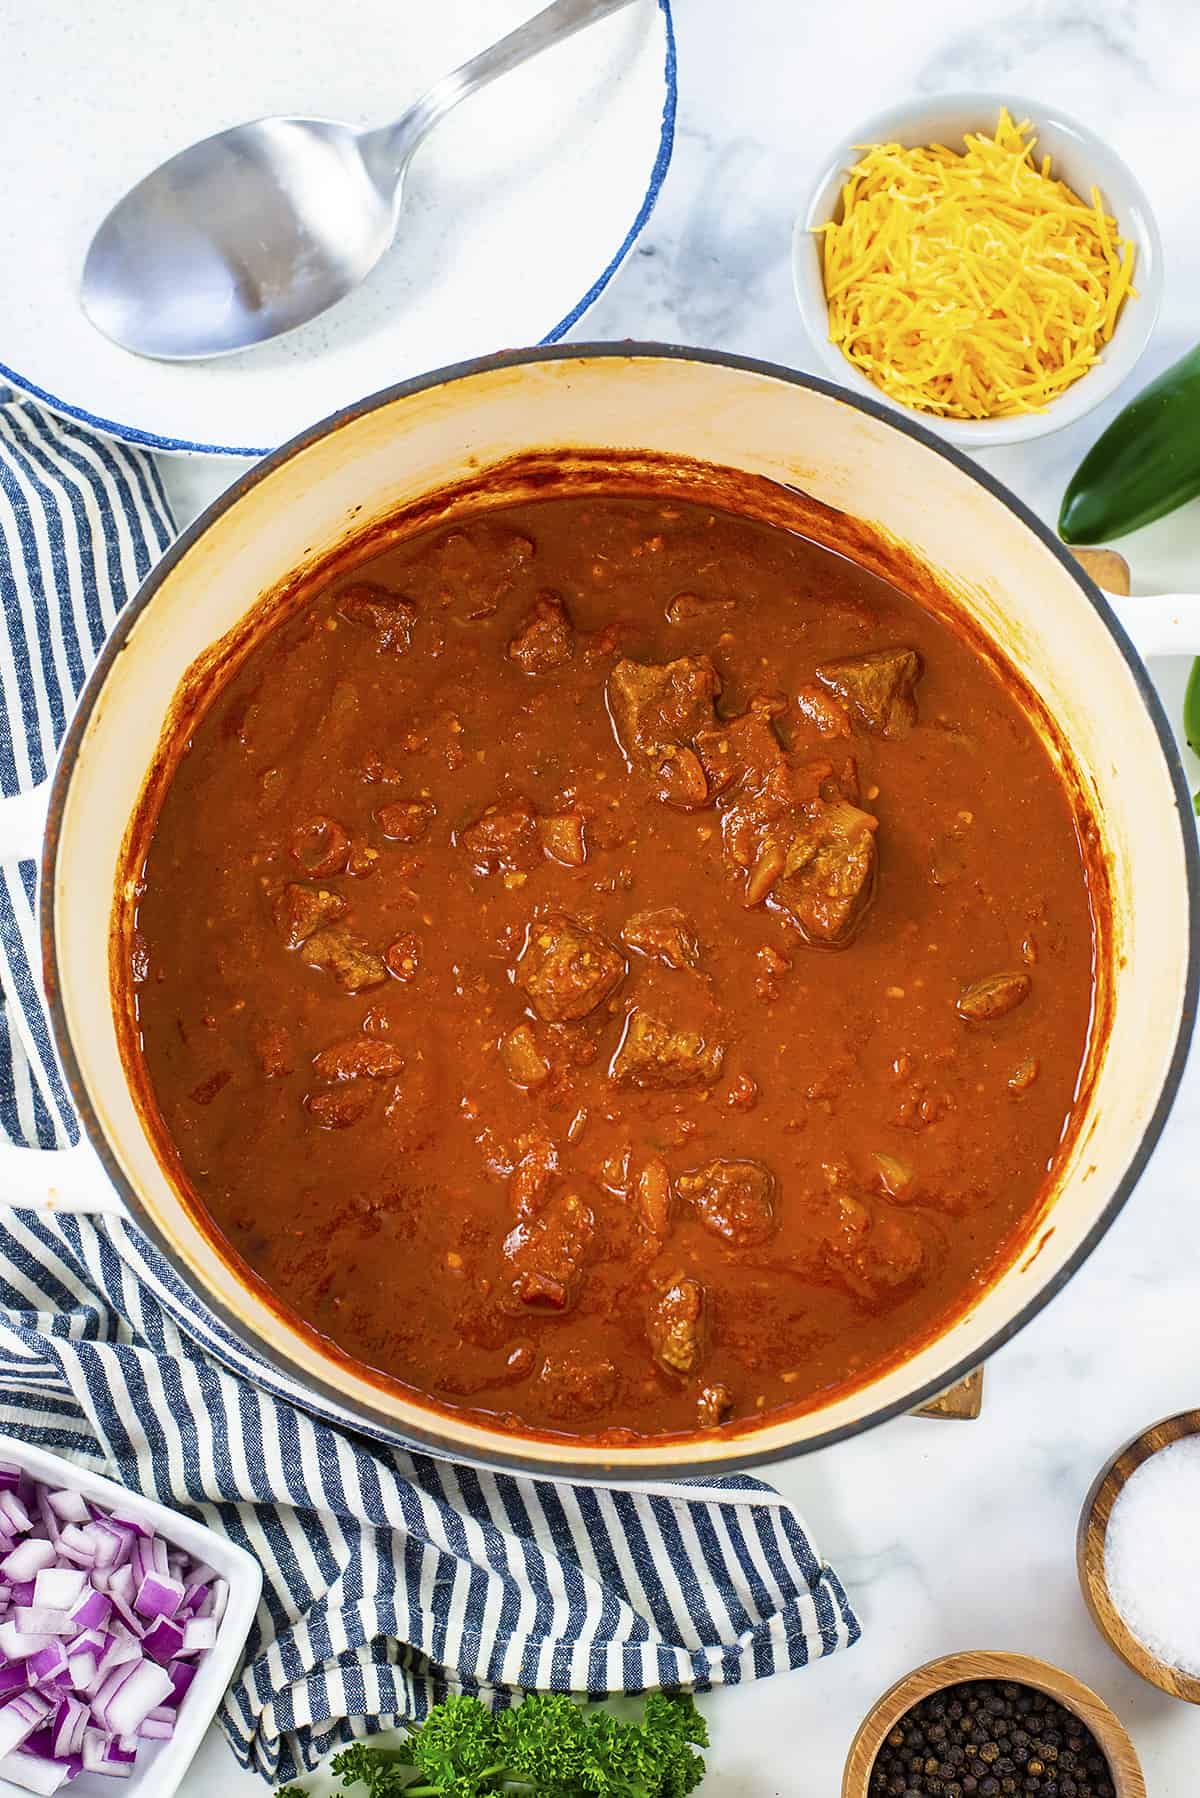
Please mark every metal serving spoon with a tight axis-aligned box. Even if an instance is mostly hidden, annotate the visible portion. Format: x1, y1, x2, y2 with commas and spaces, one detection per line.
80, 0, 640, 361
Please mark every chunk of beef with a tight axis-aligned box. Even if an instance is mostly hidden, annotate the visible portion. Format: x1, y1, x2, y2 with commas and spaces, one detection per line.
273, 882, 348, 950
814, 647, 922, 739
337, 583, 418, 654
311, 1036, 407, 1082
793, 683, 851, 738
508, 592, 574, 673
534, 1349, 620, 1422
606, 656, 720, 764
538, 810, 587, 867
818, 1171, 926, 1303
610, 1007, 724, 1091
430, 524, 534, 620
518, 916, 625, 1023
500, 1023, 552, 1090
253, 1023, 293, 1079
696, 1383, 734, 1428
189, 1070, 230, 1106
305, 1082, 375, 1129
677, 1158, 777, 1247
375, 799, 435, 843
956, 971, 1032, 1022
770, 798, 878, 947
835, 1203, 925, 1302
384, 933, 421, 981
695, 695, 787, 798
716, 756, 826, 890
647, 1277, 706, 1376
291, 815, 351, 878
509, 1136, 559, 1217
635, 1155, 673, 1238
929, 827, 970, 888
346, 840, 380, 878
503, 1192, 595, 1311
620, 907, 700, 971
1008, 1056, 1040, 1094
300, 926, 388, 993
460, 796, 542, 875
665, 591, 736, 625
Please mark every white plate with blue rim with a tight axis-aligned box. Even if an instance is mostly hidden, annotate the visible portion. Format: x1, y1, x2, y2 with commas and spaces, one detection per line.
2, 0, 675, 459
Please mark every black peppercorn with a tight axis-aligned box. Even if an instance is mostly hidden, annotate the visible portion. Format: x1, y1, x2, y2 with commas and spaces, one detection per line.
867, 1680, 1116, 1798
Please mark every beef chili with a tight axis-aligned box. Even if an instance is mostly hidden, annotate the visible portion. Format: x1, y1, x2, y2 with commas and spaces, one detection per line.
128, 491, 1099, 1439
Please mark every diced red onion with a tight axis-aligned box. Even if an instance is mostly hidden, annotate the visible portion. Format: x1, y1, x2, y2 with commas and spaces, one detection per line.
0, 1691, 55, 1759
105, 1567, 133, 1607
0, 1543, 56, 1584
0, 1495, 34, 1538
44, 1495, 89, 1528
82, 1725, 131, 1778
198, 1579, 228, 1626
32, 1572, 84, 1615
0, 1746, 75, 1793
0, 1665, 27, 1700
166, 1659, 196, 1705
13, 1611, 72, 1640
0, 1471, 220, 1786
66, 1587, 110, 1633
105, 1592, 141, 1637
139, 1616, 184, 1665
24, 1645, 68, 1688
106, 1510, 151, 1541
50, 1695, 88, 1759
178, 1616, 216, 1658
33, 1499, 59, 1551
133, 1572, 183, 1623
95, 1637, 140, 1679
0, 1627, 56, 1661
95, 1662, 172, 1737
180, 1578, 209, 1615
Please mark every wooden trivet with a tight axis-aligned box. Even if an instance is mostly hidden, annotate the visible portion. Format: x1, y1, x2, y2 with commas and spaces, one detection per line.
1067, 546, 1131, 595
915, 1368, 985, 1420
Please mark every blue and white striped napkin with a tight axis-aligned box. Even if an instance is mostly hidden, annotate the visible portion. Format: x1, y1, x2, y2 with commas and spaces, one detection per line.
0, 391, 860, 1783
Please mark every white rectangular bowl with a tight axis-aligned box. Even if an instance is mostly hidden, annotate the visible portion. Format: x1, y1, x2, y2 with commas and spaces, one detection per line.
0, 1434, 260, 1798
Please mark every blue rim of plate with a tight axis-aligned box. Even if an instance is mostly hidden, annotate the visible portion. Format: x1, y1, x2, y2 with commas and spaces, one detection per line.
0, 0, 677, 461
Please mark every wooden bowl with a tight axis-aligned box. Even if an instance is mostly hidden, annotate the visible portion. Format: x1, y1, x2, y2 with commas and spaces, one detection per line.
1078, 1406, 1200, 1702
842, 1650, 1146, 1798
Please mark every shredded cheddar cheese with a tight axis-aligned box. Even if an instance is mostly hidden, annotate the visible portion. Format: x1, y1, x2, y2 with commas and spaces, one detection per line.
817, 109, 1136, 419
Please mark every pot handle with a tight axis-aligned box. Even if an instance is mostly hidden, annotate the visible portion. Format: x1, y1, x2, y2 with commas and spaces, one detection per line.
0, 781, 129, 1220
1105, 590, 1200, 659
0, 1137, 128, 1218
0, 782, 52, 867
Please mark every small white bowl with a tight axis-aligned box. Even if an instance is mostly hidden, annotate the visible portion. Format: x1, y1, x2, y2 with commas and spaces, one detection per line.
793, 92, 1164, 447
0, 1433, 261, 1798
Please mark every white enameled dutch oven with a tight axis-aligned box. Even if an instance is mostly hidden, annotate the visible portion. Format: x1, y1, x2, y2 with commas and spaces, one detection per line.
0, 346, 1196, 1478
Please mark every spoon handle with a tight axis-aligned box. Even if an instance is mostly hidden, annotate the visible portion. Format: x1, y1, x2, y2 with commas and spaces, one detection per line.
362, 0, 642, 177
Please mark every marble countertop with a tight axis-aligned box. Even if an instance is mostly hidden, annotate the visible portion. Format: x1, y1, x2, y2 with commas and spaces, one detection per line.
160, 0, 1200, 1789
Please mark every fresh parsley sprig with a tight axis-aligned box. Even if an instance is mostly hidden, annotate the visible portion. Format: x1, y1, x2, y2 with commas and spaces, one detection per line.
277, 1691, 707, 1798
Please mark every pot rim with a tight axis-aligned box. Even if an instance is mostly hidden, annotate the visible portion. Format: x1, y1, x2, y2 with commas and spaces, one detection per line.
40, 341, 1200, 1478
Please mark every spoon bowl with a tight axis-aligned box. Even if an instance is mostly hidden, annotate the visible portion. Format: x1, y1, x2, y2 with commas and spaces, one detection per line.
80, 0, 637, 361
82, 120, 399, 360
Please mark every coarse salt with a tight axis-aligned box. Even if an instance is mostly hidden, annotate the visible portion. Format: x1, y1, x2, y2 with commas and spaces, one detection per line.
1104, 1434, 1200, 1675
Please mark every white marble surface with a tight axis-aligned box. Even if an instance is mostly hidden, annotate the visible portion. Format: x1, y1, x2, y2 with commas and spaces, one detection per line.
158, 0, 1200, 1789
